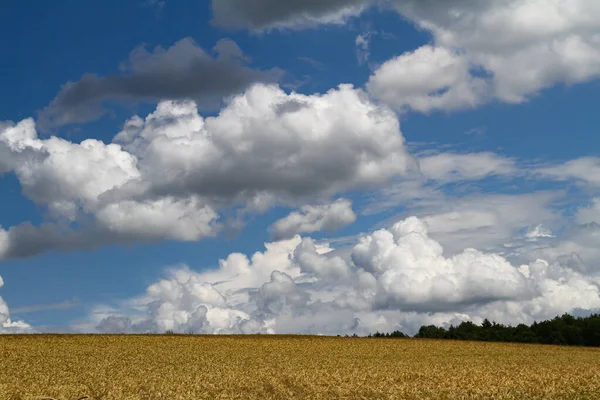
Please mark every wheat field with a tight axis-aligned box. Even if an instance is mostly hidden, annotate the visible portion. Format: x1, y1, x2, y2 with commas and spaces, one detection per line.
1, 334, 599, 400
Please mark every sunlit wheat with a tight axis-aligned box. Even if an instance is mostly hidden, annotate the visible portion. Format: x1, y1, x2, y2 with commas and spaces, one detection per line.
2, 335, 599, 399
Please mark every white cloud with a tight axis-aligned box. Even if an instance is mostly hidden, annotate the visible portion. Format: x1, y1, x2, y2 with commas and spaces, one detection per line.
402, 192, 561, 256
536, 157, 600, 187
404, 1, 600, 100
418, 152, 517, 183
0, 118, 140, 220
270, 198, 357, 240
212, 0, 600, 108
367, 45, 488, 113
0, 83, 414, 259
362, 150, 519, 216
350, 217, 533, 311
113, 83, 414, 204
83, 216, 600, 336
365, 1, 600, 112
94, 197, 219, 242
0, 276, 33, 334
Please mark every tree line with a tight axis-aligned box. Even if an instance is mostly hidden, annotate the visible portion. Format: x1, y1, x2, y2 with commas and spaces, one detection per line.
363, 313, 600, 346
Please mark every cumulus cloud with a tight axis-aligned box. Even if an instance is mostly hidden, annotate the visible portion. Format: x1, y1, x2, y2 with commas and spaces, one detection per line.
0, 276, 33, 334
0, 118, 140, 217
38, 37, 281, 127
82, 216, 600, 336
402, 0, 600, 100
350, 218, 533, 311
270, 199, 357, 240
366, 45, 488, 113
112, 83, 414, 204
1, 83, 414, 260
0, 118, 220, 259
373, 0, 600, 111
235, 0, 600, 113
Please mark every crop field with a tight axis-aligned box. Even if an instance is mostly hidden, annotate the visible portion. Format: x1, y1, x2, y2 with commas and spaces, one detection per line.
1, 335, 599, 400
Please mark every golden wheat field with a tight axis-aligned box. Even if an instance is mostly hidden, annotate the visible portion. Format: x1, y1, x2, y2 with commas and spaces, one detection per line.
1, 335, 600, 400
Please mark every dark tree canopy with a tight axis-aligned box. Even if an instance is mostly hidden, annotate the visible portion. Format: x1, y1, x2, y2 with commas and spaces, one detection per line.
366, 313, 600, 347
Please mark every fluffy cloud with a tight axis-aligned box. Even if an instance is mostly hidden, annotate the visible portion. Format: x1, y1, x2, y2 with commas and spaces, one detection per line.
0, 118, 220, 259
366, 45, 488, 113
232, 0, 600, 113
38, 38, 281, 127
0, 83, 414, 260
0, 118, 140, 218
84, 216, 600, 336
373, 0, 600, 111
0, 276, 33, 334
350, 218, 533, 311
270, 199, 357, 240
113, 83, 414, 204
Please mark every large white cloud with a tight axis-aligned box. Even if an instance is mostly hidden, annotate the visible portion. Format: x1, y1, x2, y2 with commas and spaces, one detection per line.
350, 218, 533, 311
361, 1, 600, 113
113, 83, 414, 204
211, 0, 600, 112
0, 118, 140, 219
210, 0, 600, 113
83, 216, 600, 336
0, 83, 414, 259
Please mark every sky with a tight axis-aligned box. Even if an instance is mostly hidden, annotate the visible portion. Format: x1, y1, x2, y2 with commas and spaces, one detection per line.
1, 0, 599, 335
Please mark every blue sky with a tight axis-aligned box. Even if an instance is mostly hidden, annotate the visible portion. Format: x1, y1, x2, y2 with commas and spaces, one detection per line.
1, 0, 599, 335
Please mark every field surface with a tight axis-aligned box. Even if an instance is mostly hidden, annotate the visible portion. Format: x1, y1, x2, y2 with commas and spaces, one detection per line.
1, 335, 600, 400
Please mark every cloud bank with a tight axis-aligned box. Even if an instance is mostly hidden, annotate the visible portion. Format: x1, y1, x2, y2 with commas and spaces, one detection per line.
80, 216, 600, 336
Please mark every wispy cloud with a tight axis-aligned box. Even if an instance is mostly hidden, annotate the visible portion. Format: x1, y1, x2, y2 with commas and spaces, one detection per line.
11, 298, 80, 315
297, 56, 325, 70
